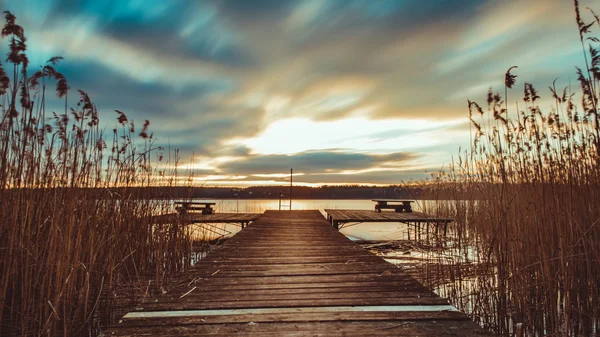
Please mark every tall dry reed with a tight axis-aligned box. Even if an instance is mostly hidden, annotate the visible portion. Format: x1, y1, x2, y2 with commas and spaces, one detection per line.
0, 12, 194, 336
422, 2, 600, 336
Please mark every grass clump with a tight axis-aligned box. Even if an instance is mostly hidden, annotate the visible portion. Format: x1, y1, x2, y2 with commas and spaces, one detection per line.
0, 11, 194, 336
423, 2, 600, 336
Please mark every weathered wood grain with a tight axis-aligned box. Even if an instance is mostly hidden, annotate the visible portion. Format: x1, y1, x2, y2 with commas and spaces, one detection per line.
325, 209, 453, 223
107, 210, 492, 336
152, 212, 262, 224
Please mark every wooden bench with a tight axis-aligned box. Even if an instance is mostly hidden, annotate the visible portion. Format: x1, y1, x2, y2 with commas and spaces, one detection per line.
174, 202, 216, 215
372, 199, 414, 213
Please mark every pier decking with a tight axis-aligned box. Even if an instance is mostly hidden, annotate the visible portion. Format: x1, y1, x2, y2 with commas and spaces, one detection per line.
152, 212, 262, 228
325, 209, 453, 224
325, 209, 453, 232
108, 210, 490, 336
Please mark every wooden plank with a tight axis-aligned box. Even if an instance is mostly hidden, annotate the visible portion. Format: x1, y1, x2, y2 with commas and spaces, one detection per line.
137, 297, 449, 311
195, 256, 383, 265
161, 285, 434, 297
178, 267, 410, 277
372, 199, 415, 202
151, 212, 262, 224
109, 320, 492, 336
167, 280, 426, 292
325, 209, 453, 223
117, 310, 467, 326
138, 291, 440, 304
164, 274, 424, 286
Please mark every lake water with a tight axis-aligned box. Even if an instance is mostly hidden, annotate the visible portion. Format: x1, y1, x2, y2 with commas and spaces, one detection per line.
183, 199, 435, 241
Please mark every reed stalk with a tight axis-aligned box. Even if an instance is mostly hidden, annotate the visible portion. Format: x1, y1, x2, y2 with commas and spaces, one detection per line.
421, 2, 600, 336
0, 12, 194, 336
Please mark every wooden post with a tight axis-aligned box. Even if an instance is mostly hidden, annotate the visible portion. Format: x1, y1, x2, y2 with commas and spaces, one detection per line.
289, 168, 292, 210
515, 323, 524, 337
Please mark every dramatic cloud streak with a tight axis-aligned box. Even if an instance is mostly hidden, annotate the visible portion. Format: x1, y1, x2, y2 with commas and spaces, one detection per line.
0, 0, 594, 185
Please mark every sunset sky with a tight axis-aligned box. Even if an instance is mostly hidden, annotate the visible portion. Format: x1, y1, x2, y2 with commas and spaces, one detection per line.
0, 0, 595, 186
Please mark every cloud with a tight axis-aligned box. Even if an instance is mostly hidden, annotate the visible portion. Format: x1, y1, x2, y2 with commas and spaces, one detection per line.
228, 117, 466, 155
219, 151, 417, 175
0, 0, 595, 185
30, 27, 242, 87
302, 169, 432, 185
190, 166, 433, 186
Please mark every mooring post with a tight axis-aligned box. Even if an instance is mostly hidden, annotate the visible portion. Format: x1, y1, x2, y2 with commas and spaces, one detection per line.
435, 223, 442, 247
289, 168, 293, 211
516, 323, 524, 337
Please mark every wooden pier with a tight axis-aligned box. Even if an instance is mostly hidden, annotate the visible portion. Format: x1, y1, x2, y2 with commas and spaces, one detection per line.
325, 209, 453, 237
152, 212, 262, 229
108, 210, 490, 336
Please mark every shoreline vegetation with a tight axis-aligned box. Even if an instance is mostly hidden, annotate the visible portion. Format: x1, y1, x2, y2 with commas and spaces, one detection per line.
0, 1, 599, 337
0, 11, 194, 336
420, 1, 600, 336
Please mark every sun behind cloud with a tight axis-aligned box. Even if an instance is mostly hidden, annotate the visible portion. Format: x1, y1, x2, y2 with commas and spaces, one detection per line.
0, 0, 593, 185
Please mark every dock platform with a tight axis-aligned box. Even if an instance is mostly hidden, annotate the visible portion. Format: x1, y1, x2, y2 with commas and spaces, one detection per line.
108, 210, 490, 336
152, 212, 262, 228
325, 208, 452, 232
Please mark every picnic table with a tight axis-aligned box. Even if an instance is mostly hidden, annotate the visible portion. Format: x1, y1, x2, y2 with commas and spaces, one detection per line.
174, 201, 216, 215
372, 199, 414, 213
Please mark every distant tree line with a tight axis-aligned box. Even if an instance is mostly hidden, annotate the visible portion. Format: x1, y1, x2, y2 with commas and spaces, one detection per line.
51, 185, 426, 200
6, 183, 544, 200
115, 185, 427, 199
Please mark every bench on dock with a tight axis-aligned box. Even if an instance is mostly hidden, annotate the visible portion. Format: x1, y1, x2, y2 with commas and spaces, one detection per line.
175, 201, 216, 215
372, 199, 414, 213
